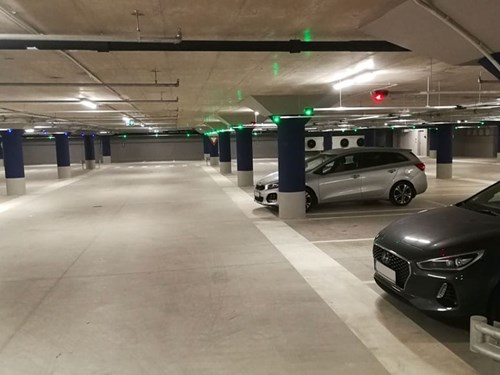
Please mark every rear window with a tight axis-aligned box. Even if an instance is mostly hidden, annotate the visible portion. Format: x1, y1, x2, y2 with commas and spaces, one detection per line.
358, 152, 408, 169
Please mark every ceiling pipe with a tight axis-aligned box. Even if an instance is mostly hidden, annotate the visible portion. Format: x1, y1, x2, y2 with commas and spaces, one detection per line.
0, 34, 181, 44
0, 98, 179, 104
0, 35, 409, 53
0, 80, 180, 87
412, 0, 500, 76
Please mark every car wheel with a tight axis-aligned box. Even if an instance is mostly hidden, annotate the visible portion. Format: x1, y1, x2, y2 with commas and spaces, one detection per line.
487, 287, 500, 324
390, 181, 414, 206
305, 187, 317, 212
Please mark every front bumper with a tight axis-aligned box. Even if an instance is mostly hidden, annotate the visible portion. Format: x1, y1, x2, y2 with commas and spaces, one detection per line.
254, 188, 278, 206
373, 243, 489, 317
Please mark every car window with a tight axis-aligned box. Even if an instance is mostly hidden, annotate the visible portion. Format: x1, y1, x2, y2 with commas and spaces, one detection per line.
331, 154, 359, 173
383, 152, 409, 164
306, 154, 336, 172
358, 152, 409, 169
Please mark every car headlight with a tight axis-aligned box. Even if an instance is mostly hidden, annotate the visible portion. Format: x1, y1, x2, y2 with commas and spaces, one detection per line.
416, 250, 484, 271
265, 183, 279, 190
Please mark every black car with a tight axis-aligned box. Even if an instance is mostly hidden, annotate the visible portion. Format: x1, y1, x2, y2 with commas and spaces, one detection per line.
373, 181, 500, 322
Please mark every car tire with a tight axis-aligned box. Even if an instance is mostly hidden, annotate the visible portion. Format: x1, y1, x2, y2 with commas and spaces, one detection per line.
389, 181, 415, 206
305, 187, 317, 212
487, 287, 500, 324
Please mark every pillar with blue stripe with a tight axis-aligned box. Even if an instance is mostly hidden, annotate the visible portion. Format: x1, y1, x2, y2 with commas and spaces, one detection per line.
101, 135, 111, 164
278, 117, 309, 219
203, 135, 210, 163
323, 131, 332, 150
218, 131, 232, 174
209, 135, 219, 166
0, 138, 3, 167
236, 127, 253, 186
428, 128, 438, 158
436, 125, 453, 179
55, 133, 71, 179
2, 129, 26, 195
84, 134, 96, 169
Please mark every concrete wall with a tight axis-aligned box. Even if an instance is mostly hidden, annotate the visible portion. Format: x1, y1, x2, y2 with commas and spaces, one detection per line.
18, 134, 279, 164
453, 127, 496, 158
394, 129, 428, 156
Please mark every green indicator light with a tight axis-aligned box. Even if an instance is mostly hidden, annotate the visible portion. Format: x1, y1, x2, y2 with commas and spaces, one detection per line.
304, 28, 312, 42
186, 133, 190, 138
480, 121, 485, 125
253, 132, 257, 136
354, 129, 358, 133
273, 62, 279, 76
155, 134, 159, 138
123, 134, 127, 139
272, 115, 281, 124
236, 89, 243, 102
48, 136, 54, 140
303, 107, 314, 117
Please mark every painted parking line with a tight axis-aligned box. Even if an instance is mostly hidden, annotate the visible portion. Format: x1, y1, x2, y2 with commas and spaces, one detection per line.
454, 176, 496, 185
308, 207, 429, 216
303, 212, 412, 221
311, 238, 374, 244
204, 166, 476, 375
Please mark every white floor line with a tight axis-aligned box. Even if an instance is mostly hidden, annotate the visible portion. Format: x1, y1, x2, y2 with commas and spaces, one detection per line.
363, 280, 376, 285
303, 212, 411, 220
204, 167, 476, 375
423, 199, 448, 207
312, 238, 374, 244
308, 207, 427, 216
454, 176, 496, 185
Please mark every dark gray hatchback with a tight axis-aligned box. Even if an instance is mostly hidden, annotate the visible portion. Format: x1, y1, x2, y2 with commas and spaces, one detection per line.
373, 181, 500, 321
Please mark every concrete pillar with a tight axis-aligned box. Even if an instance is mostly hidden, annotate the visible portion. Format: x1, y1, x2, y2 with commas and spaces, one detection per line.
55, 133, 71, 179
101, 135, 111, 164
497, 125, 500, 159
278, 118, 308, 219
436, 125, 453, 179
209, 136, 219, 166
203, 135, 210, 163
363, 129, 376, 147
2, 129, 26, 195
84, 135, 96, 170
323, 131, 333, 151
429, 128, 438, 158
236, 128, 253, 187
0, 139, 4, 167
218, 131, 232, 174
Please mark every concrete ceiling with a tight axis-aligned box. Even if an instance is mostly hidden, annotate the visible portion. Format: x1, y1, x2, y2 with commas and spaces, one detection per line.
0, 0, 498, 134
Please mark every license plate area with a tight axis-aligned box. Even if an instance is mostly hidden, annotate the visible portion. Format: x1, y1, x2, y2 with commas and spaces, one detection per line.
375, 261, 396, 283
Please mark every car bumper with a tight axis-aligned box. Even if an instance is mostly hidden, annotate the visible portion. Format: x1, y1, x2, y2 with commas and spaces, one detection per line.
254, 188, 278, 206
373, 244, 489, 317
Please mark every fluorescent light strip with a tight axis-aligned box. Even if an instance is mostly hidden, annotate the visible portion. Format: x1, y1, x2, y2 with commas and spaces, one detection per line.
80, 99, 97, 109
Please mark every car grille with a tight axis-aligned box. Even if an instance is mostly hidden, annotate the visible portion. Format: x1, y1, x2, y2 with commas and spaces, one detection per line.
373, 245, 410, 289
437, 282, 458, 308
255, 184, 265, 191
254, 195, 263, 203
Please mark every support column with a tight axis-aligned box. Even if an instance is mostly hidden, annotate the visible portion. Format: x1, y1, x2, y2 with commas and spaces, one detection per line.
278, 118, 308, 219
429, 128, 438, 158
209, 136, 219, 166
0, 139, 4, 167
55, 133, 71, 179
323, 131, 332, 150
497, 125, 500, 160
101, 135, 111, 164
2, 129, 26, 195
218, 131, 232, 174
363, 129, 376, 147
236, 128, 253, 187
436, 125, 453, 179
84, 135, 96, 170
203, 135, 210, 163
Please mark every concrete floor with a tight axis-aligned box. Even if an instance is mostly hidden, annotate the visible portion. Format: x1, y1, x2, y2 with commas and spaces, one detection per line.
0, 159, 498, 374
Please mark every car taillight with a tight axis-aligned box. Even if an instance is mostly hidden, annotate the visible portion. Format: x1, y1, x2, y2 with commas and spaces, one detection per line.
415, 162, 425, 171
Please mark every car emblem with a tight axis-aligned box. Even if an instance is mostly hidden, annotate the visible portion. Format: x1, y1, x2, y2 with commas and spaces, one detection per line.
381, 252, 391, 265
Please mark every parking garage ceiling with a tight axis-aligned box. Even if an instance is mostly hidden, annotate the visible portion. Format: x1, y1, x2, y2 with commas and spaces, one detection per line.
0, 0, 498, 134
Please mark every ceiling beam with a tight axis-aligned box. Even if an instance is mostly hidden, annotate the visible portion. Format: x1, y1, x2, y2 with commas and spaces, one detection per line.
0, 80, 180, 87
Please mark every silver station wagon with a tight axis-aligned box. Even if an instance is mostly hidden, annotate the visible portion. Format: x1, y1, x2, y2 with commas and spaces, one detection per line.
254, 147, 428, 211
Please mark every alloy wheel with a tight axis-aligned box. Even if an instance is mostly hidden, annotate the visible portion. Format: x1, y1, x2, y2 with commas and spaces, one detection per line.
393, 183, 413, 205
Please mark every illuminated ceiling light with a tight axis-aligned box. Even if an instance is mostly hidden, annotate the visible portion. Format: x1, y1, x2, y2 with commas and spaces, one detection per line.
353, 71, 376, 83
80, 99, 97, 109
24, 128, 35, 133
332, 58, 375, 82
333, 78, 355, 90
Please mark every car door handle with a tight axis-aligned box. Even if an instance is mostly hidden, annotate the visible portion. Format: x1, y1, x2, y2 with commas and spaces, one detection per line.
388, 169, 396, 173
352, 174, 360, 179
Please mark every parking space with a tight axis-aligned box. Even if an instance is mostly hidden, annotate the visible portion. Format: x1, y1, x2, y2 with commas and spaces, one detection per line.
243, 157, 500, 374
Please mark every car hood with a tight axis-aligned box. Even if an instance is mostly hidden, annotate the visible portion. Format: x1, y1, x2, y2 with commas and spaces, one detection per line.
376, 206, 500, 259
257, 172, 278, 186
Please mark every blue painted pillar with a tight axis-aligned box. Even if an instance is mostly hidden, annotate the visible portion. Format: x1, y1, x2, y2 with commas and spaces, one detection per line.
363, 129, 376, 147
323, 131, 333, 150
101, 136, 111, 164
236, 128, 253, 187
218, 131, 232, 174
202, 135, 210, 163
55, 133, 71, 179
0, 138, 4, 167
208, 135, 219, 166
2, 129, 26, 195
436, 125, 453, 179
428, 128, 438, 158
84, 135, 96, 169
278, 118, 309, 219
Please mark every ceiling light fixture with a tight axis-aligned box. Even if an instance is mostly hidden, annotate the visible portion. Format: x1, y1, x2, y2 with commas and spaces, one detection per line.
80, 99, 97, 109
24, 128, 35, 133
332, 58, 378, 91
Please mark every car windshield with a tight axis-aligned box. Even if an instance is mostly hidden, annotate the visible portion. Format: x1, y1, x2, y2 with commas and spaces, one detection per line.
459, 181, 500, 216
305, 154, 335, 172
